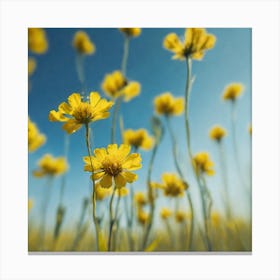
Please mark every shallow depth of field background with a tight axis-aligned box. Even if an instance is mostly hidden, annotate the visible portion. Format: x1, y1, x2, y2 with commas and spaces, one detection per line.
28, 28, 251, 251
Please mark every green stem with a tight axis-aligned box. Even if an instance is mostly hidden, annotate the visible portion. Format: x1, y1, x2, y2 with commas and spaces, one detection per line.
218, 141, 232, 219
142, 143, 158, 250
165, 115, 194, 251
108, 185, 117, 251
121, 37, 130, 77
85, 123, 100, 251
76, 53, 87, 97
111, 97, 123, 144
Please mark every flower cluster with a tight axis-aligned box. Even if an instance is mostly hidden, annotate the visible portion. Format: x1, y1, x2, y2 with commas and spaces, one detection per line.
28, 117, 46, 152
192, 152, 215, 176
222, 83, 244, 101
28, 28, 48, 54
154, 92, 184, 116
102, 70, 141, 102
160, 207, 172, 220
209, 125, 227, 142
157, 173, 187, 197
163, 28, 216, 60
73, 31, 95, 55
123, 129, 153, 150
49, 92, 114, 134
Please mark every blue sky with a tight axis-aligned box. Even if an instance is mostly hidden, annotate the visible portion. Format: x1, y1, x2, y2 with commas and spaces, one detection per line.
28, 28, 251, 229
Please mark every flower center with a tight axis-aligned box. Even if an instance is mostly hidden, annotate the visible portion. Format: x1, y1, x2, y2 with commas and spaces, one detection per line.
73, 103, 95, 123
102, 159, 122, 177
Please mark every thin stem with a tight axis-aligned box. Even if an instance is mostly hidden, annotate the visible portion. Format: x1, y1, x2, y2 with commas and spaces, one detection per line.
76, 54, 87, 97
111, 97, 123, 144
85, 123, 100, 251
142, 143, 158, 250
218, 141, 232, 219
165, 115, 194, 251
121, 37, 130, 77
165, 219, 175, 249
108, 185, 117, 251
38, 176, 53, 250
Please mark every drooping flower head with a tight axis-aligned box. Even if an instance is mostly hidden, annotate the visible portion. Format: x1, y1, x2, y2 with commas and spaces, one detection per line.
49, 92, 114, 134
160, 207, 172, 220
154, 92, 184, 116
119, 28, 141, 38
28, 117, 46, 153
209, 125, 227, 142
158, 173, 187, 197
73, 31, 95, 55
33, 154, 68, 177
123, 129, 154, 150
28, 28, 48, 54
28, 57, 36, 76
163, 28, 216, 60
192, 152, 215, 176
222, 83, 244, 102
84, 144, 142, 189
101, 70, 141, 102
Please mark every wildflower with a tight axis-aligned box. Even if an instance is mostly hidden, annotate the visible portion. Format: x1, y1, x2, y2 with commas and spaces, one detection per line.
160, 207, 172, 219
137, 210, 149, 225
248, 124, 252, 135
154, 92, 184, 116
33, 154, 68, 177
28, 57, 36, 76
28, 198, 33, 212
95, 183, 113, 200
119, 28, 141, 38
158, 173, 187, 197
101, 70, 141, 102
84, 144, 142, 189
123, 129, 154, 150
28, 117, 46, 152
28, 28, 48, 54
192, 152, 215, 176
73, 31, 95, 55
49, 92, 114, 134
175, 210, 187, 223
222, 83, 244, 101
116, 187, 129, 197
134, 191, 147, 207
209, 125, 227, 142
163, 28, 216, 60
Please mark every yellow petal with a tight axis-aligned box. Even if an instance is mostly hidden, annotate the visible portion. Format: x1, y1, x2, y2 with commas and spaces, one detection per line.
107, 144, 118, 155
91, 171, 105, 180
58, 102, 72, 114
184, 28, 194, 48
122, 153, 142, 171
94, 148, 107, 160
123, 82, 141, 102
68, 93, 82, 108
114, 174, 126, 188
99, 174, 113, 188
49, 110, 69, 122
118, 144, 131, 160
121, 171, 137, 183
62, 119, 82, 134
89, 92, 101, 107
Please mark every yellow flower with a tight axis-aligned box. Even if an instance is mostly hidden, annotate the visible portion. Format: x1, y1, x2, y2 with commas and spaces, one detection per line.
84, 144, 142, 189
192, 152, 215, 176
134, 191, 147, 206
33, 154, 68, 177
222, 83, 244, 101
119, 28, 141, 38
209, 125, 227, 142
95, 183, 113, 200
28, 28, 48, 54
137, 210, 149, 225
73, 31, 95, 55
28, 57, 36, 76
28, 198, 34, 212
116, 187, 129, 197
154, 92, 184, 116
248, 124, 252, 135
123, 129, 154, 150
160, 207, 172, 219
211, 211, 221, 227
28, 117, 46, 152
158, 173, 187, 197
49, 92, 114, 134
101, 70, 141, 102
163, 28, 216, 60
175, 210, 187, 223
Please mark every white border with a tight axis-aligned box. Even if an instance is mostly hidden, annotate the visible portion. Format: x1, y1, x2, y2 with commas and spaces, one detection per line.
0, 0, 279, 280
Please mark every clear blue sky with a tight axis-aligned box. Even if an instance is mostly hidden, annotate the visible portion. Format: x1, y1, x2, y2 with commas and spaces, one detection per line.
28, 28, 251, 229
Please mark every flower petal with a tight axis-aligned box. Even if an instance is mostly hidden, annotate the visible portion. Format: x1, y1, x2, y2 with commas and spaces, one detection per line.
49, 110, 69, 122
107, 144, 118, 155
58, 102, 72, 114
62, 119, 82, 134
91, 171, 105, 181
121, 171, 137, 183
68, 93, 82, 109
94, 148, 107, 160
99, 174, 113, 188
122, 153, 142, 171
89, 91, 101, 107
118, 144, 131, 160
114, 174, 126, 188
